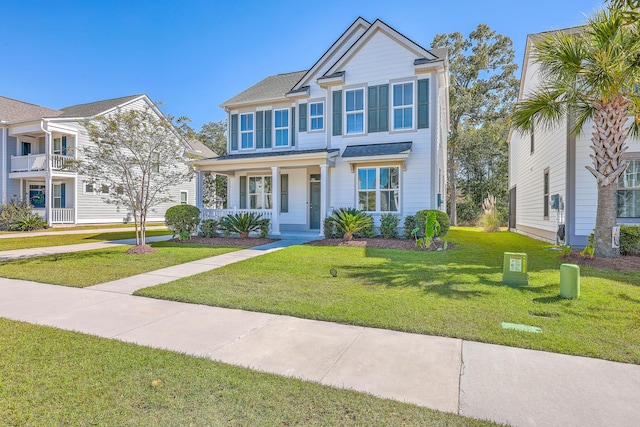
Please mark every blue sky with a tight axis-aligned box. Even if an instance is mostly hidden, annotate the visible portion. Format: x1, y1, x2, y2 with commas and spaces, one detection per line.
2, 0, 604, 129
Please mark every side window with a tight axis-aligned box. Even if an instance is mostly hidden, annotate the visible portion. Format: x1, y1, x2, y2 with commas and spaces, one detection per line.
543, 168, 550, 219
180, 191, 188, 205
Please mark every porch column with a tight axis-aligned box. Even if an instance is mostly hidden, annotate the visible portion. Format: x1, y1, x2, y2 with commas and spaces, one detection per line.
319, 164, 328, 237
195, 170, 203, 210
45, 174, 52, 225
271, 166, 280, 235
74, 176, 78, 224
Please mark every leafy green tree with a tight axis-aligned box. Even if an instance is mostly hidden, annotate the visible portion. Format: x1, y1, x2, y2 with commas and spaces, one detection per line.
197, 120, 228, 208
512, 7, 640, 258
431, 24, 519, 225
79, 106, 194, 247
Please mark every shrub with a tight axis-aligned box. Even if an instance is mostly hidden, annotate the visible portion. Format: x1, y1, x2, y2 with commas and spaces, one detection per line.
0, 197, 34, 230
412, 211, 440, 250
165, 205, 201, 240
323, 217, 342, 239
415, 210, 450, 238
620, 225, 640, 256
380, 213, 399, 239
403, 215, 418, 239
456, 197, 481, 226
258, 218, 271, 238
9, 213, 47, 231
356, 213, 377, 238
328, 208, 373, 241
200, 219, 218, 238
480, 195, 501, 232
219, 212, 265, 238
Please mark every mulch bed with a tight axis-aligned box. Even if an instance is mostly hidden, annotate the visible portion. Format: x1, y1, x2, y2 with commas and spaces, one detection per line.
169, 237, 279, 247
305, 238, 452, 251
560, 251, 640, 271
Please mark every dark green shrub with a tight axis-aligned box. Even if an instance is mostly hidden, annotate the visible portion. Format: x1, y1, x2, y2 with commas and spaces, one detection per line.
0, 197, 34, 230
200, 219, 218, 238
620, 225, 640, 255
219, 212, 265, 238
380, 213, 399, 239
328, 208, 373, 241
9, 213, 47, 231
323, 217, 342, 239
403, 215, 418, 239
416, 210, 450, 238
165, 205, 201, 240
258, 218, 271, 238
456, 198, 481, 225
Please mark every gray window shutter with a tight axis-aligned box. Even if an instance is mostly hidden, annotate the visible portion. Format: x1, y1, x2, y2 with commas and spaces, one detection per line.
264, 110, 272, 148
291, 107, 296, 146
368, 86, 378, 133
332, 90, 342, 136
418, 79, 429, 129
239, 176, 247, 209
299, 103, 307, 132
231, 114, 238, 151
256, 111, 264, 149
280, 174, 289, 213
379, 84, 389, 132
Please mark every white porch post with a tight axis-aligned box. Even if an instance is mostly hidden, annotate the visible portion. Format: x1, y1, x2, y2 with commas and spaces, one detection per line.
44, 132, 52, 225
73, 176, 78, 224
195, 170, 203, 210
271, 166, 280, 236
319, 164, 328, 237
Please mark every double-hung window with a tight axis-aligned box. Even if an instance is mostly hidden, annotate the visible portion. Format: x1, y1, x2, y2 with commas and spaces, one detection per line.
618, 159, 640, 218
240, 113, 254, 149
543, 168, 550, 219
345, 89, 364, 134
358, 167, 400, 212
392, 82, 413, 130
274, 109, 289, 147
309, 102, 324, 131
53, 136, 67, 155
249, 176, 272, 209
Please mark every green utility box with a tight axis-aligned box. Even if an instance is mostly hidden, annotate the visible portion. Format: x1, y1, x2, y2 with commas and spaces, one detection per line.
502, 252, 529, 286
560, 264, 580, 299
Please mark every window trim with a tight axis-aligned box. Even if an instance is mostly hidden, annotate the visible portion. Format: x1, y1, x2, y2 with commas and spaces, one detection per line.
180, 190, 188, 205
617, 158, 640, 218
391, 81, 416, 131
530, 127, 535, 154
308, 101, 324, 132
356, 166, 401, 213
543, 168, 550, 220
239, 112, 255, 150
83, 181, 96, 195
273, 108, 290, 148
248, 175, 272, 210
344, 87, 366, 135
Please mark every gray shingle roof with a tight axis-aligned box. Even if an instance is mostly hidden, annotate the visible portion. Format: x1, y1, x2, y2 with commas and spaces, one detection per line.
58, 94, 144, 118
221, 71, 307, 107
187, 139, 218, 159
342, 142, 412, 158
0, 96, 62, 122
214, 148, 339, 161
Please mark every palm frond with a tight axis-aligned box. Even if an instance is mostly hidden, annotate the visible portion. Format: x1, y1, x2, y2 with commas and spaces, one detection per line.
512, 87, 567, 133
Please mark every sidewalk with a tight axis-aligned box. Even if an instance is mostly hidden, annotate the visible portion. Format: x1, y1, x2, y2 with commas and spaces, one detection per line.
0, 225, 167, 239
0, 235, 173, 261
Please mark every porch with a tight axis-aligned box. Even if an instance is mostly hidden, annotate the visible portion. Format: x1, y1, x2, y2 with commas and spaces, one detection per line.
19, 177, 77, 225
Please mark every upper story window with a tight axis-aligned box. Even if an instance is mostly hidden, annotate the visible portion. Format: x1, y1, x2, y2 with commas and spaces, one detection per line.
345, 89, 364, 134
392, 82, 413, 130
274, 109, 289, 147
309, 102, 324, 131
543, 168, 550, 219
618, 159, 640, 218
53, 137, 68, 155
240, 113, 254, 149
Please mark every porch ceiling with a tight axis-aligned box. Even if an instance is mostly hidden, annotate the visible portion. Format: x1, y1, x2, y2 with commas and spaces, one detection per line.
192, 148, 339, 175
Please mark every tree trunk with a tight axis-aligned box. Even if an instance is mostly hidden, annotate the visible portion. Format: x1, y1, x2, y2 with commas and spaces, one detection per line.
140, 211, 146, 246
585, 96, 630, 258
593, 183, 619, 258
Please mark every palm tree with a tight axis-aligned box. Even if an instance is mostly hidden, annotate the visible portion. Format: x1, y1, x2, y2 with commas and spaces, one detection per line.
512, 7, 640, 258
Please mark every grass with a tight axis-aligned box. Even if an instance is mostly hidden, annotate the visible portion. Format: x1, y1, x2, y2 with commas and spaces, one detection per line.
137, 227, 640, 364
0, 319, 496, 426
0, 241, 240, 287
0, 229, 170, 251
0, 222, 166, 234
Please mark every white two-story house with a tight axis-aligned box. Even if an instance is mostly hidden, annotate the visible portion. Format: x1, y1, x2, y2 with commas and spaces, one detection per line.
0, 94, 199, 226
194, 18, 449, 236
509, 29, 640, 247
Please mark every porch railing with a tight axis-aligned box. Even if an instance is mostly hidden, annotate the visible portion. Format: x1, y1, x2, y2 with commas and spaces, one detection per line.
51, 208, 75, 224
201, 208, 273, 222
11, 154, 74, 173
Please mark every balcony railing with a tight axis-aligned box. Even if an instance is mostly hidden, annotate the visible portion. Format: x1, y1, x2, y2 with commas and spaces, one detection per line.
11, 154, 74, 173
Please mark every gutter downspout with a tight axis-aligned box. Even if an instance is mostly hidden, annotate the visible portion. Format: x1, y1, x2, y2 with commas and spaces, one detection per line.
40, 119, 52, 226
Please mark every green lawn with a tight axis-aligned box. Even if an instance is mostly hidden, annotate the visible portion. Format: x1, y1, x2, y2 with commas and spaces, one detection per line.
0, 229, 170, 251
0, 319, 495, 427
0, 222, 166, 234
0, 242, 240, 287
137, 228, 640, 364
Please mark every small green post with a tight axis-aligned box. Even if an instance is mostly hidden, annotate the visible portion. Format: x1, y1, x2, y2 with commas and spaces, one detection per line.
560, 264, 580, 299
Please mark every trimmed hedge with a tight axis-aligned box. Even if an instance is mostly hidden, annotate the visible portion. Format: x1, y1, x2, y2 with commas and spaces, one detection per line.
165, 205, 201, 240
621, 225, 640, 256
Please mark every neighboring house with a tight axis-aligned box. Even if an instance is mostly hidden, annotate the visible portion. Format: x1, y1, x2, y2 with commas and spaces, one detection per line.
0, 94, 198, 225
508, 29, 640, 247
193, 17, 449, 236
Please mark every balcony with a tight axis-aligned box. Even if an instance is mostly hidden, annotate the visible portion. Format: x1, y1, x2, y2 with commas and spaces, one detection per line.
11, 154, 75, 173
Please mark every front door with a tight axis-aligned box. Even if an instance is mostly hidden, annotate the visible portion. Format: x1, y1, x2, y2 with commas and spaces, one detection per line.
310, 180, 321, 230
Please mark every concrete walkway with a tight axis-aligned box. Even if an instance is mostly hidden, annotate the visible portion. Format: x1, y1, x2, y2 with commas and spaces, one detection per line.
0, 279, 638, 427
0, 235, 173, 261
0, 225, 167, 239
